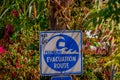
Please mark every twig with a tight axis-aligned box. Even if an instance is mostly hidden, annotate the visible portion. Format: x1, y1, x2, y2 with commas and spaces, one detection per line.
0, 4, 16, 19
0, 7, 10, 19
26, 0, 34, 14
82, 11, 91, 23
33, 2, 37, 18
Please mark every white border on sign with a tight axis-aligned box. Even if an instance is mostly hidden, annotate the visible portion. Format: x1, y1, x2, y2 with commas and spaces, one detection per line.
40, 30, 83, 76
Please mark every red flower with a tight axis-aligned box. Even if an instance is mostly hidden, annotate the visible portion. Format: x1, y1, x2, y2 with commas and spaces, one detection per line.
104, 70, 110, 80
96, 47, 99, 54
86, 41, 90, 46
4, 24, 14, 38
0, 46, 5, 54
12, 9, 19, 17
112, 47, 115, 51
7, 24, 14, 34
106, 29, 109, 35
109, 37, 112, 41
16, 62, 21, 69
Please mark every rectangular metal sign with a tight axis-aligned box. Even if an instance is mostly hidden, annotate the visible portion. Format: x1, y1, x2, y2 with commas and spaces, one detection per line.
51, 76, 72, 80
40, 30, 82, 75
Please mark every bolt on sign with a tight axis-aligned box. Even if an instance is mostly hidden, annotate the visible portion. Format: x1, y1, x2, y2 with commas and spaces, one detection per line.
40, 30, 82, 75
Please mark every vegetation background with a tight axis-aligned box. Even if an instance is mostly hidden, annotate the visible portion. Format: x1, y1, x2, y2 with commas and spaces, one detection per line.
0, 0, 120, 80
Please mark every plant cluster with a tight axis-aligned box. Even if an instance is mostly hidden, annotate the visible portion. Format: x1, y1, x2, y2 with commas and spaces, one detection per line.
0, 0, 120, 80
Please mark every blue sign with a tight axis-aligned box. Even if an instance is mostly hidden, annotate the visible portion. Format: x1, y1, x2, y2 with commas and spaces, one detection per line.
51, 76, 72, 80
40, 31, 82, 75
